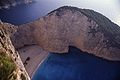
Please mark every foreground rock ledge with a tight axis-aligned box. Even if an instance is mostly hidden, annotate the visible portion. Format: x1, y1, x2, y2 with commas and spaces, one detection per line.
0, 22, 30, 80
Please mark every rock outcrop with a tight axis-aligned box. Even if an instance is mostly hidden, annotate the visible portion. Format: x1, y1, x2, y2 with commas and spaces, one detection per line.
11, 24, 36, 49
0, 21, 30, 80
11, 6, 120, 61
0, 0, 33, 9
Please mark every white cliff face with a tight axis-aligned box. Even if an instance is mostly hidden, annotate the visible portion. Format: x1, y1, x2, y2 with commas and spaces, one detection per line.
28, 7, 120, 61
11, 24, 36, 49
11, 6, 120, 61
0, 22, 30, 80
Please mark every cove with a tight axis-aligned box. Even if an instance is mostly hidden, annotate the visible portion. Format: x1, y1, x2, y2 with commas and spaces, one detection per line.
32, 46, 120, 80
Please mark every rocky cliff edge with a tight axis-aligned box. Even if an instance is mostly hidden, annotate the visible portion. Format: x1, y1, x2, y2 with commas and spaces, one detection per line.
0, 21, 30, 80
11, 6, 120, 61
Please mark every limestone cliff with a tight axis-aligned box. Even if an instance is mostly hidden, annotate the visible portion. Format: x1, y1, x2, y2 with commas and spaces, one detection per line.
0, 0, 33, 9
11, 24, 36, 49
0, 21, 30, 80
11, 6, 120, 61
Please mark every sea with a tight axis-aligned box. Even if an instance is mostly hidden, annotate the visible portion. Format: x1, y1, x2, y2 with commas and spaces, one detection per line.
32, 46, 120, 80
0, 0, 70, 25
0, 1, 120, 80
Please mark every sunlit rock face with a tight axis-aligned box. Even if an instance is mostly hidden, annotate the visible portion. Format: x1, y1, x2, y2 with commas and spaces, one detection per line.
0, 22, 30, 80
11, 24, 36, 49
0, 0, 33, 9
11, 6, 120, 61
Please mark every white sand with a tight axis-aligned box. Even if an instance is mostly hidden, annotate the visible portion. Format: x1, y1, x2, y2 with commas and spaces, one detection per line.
18, 45, 49, 78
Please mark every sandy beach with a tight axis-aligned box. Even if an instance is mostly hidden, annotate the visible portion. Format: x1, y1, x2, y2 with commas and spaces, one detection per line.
18, 45, 49, 78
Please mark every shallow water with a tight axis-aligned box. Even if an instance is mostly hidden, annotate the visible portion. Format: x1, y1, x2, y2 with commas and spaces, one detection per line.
32, 46, 120, 80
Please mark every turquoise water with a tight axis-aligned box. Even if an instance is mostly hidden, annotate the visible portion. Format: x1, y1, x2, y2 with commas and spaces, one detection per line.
32, 46, 120, 80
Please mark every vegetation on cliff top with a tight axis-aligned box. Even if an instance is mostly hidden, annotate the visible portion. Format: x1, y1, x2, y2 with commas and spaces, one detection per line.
0, 52, 16, 80
0, 23, 29, 80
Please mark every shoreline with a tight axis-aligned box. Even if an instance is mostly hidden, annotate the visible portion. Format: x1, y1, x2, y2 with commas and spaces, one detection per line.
31, 53, 49, 79
18, 45, 49, 78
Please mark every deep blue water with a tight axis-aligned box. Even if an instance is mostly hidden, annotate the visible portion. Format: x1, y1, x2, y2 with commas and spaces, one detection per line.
32, 46, 120, 80
0, 0, 76, 25
0, 0, 64, 25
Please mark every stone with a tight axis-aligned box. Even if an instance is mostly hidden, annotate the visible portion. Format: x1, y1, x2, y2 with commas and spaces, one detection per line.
2, 6, 120, 61
0, 23, 30, 80
19, 6, 120, 61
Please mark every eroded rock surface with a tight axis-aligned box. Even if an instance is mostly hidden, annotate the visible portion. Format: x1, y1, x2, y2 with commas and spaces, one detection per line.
11, 6, 120, 61
0, 22, 30, 80
11, 24, 36, 49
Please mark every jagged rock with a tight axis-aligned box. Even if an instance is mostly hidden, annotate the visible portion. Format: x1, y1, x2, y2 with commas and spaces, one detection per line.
0, 22, 30, 80
11, 24, 36, 49
12, 6, 120, 61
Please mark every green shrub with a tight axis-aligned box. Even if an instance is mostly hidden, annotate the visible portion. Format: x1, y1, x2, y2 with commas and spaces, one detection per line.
0, 52, 16, 80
